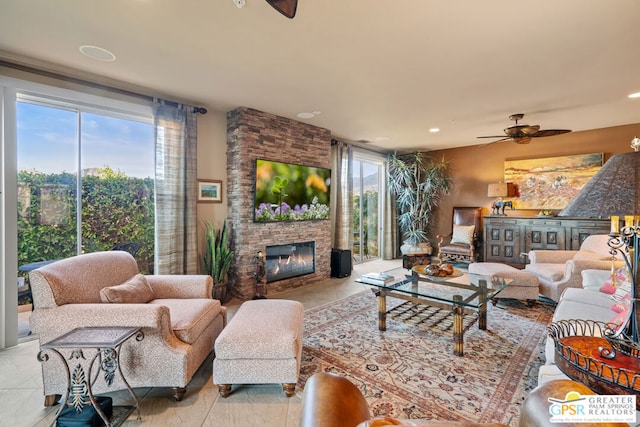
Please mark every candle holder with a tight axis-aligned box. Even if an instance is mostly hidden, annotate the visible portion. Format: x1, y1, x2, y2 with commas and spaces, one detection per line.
600, 220, 640, 358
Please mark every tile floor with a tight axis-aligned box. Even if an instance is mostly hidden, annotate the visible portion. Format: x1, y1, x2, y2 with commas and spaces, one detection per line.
1, 258, 401, 427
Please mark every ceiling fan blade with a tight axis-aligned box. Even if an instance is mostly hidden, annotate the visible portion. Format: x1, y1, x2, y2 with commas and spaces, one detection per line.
477, 137, 512, 147
477, 135, 508, 139
266, 0, 297, 18
531, 129, 572, 138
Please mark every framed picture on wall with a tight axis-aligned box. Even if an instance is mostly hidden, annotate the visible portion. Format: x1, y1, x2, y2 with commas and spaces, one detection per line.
197, 179, 222, 203
504, 153, 603, 210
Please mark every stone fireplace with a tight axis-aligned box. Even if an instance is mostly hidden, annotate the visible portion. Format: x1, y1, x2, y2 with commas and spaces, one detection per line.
266, 241, 315, 283
226, 107, 332, 300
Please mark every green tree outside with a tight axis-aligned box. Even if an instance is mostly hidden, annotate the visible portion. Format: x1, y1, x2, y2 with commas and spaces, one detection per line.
17, 166, 155, 290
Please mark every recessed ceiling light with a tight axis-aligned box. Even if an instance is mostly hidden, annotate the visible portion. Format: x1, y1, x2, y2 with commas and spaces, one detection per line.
79, 45, 116, 62
296, 112, 314, 119
629, 92, 640, 99
429, 128, 440, 133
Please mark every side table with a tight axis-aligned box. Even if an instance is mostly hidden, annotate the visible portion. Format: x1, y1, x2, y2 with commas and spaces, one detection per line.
38, 326, 144, 426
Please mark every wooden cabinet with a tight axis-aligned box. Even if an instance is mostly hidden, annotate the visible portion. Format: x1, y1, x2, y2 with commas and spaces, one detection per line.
483, 216, 610, 268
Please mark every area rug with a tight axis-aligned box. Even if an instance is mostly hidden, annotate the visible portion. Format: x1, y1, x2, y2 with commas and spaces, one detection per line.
297, 290, 555, 427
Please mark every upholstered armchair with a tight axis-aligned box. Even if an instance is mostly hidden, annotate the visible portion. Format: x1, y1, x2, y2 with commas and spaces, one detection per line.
524, 234, 624, 302
29, 251, 226, 405
437, 207, 483, 264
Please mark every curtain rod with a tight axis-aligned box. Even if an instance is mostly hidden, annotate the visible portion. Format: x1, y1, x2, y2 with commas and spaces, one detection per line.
0, 59, 207, 114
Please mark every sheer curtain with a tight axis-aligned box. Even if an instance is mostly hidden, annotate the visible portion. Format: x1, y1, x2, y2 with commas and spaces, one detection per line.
382, 155, 399, 259
330, 140, 353, 251
154, 103, 198, 274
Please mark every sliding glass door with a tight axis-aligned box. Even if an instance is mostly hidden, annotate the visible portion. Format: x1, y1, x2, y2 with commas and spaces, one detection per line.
352, 155, 382, 264
16, 99, 155, 275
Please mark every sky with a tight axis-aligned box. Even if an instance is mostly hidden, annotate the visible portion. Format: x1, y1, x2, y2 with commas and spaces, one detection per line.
17, 102, 154, 178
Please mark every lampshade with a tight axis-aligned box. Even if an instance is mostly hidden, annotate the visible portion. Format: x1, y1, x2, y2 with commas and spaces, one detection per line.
487, 183, 514, 198
558, 151, 640, 217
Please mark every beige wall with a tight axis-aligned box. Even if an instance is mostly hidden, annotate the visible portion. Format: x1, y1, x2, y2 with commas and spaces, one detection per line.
196, 110, 228, 228
197, 116, 640, 259
425, 123, 640, 243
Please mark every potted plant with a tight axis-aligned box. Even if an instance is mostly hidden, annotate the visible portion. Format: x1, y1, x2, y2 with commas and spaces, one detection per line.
203, 220, 234, 302
387, 152, 452, 254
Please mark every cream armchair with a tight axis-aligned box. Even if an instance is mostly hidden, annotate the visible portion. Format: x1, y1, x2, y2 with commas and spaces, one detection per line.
29, 251, 226, 405
524, 234, 622, 302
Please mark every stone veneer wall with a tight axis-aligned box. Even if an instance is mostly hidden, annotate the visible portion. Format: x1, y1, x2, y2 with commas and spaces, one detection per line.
226, 107, 332, 300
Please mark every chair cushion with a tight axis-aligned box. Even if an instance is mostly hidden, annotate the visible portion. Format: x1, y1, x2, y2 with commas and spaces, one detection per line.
150, 298, 221, 344
558, 287, 614, 310
439, 243, 472, 255
450, 224, 475, 245
99, 274, 155, 303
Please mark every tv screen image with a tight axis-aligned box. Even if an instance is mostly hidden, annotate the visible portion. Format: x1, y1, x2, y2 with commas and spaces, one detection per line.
254, 159, 331, 222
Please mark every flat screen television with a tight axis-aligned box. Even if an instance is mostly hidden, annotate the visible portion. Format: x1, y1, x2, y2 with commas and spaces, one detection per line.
254, 159, 331, 222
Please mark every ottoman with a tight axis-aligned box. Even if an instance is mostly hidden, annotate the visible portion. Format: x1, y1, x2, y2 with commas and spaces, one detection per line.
213, 299, 304, 397
468, 262, 540, 306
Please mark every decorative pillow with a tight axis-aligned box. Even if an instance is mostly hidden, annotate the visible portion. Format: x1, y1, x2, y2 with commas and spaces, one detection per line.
609, 299, 631, 329
611, 301, 630, 313
581, 269, 611, 291
100, 274, 155, 303
450, 224, 475, 245
600, 265, 631, 299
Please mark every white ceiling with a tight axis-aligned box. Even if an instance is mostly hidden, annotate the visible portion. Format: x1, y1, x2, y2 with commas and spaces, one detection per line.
1, 0, 639, 152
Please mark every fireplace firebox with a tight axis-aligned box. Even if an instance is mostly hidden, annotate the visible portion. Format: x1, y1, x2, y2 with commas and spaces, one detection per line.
266, 241, 315, 283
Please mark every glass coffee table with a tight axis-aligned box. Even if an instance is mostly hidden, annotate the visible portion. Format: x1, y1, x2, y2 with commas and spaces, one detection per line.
359, 267, 512, 356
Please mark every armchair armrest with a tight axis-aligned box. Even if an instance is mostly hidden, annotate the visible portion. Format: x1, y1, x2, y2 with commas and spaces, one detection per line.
30, 303, 175, 339
436, 233, 452, 247
146, 275, 213, 299
551, 258, 623, 298
528, 250, 577, 264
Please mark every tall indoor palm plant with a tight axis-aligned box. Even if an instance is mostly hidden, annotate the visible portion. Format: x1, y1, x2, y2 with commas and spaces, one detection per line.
203, 220, 234, 302
387, 152, 451, 251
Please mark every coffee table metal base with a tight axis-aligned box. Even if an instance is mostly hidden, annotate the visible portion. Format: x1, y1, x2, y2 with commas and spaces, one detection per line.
376, 277, 489, 357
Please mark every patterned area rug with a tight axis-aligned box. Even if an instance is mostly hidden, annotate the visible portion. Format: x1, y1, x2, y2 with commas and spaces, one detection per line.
297, 289, 554, 426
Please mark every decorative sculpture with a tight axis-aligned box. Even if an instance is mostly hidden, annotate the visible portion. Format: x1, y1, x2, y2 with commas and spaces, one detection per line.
491, 200, 513, 216
253, 251, 267, 300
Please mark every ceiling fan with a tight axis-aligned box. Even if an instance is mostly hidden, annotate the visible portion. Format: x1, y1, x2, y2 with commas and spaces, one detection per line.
266, 0, 297, 18
477, 113, 571, 144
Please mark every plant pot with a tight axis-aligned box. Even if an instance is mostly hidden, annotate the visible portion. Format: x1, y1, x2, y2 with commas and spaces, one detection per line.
212, 278, 231, 303
400, 241, 433, 255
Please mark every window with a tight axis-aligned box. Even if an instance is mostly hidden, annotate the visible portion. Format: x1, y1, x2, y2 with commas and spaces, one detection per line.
16, 95, 155, 281
352, 154, 383, 264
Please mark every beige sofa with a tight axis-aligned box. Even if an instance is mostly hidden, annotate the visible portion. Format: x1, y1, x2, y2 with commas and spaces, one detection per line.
524, 234, 622, 302
537, 266, 634, 383
29, 251, 226, 404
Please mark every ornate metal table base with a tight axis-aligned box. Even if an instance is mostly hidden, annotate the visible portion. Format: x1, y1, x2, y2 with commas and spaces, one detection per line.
376, 275, 490, 357
38, 327, 144, 426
